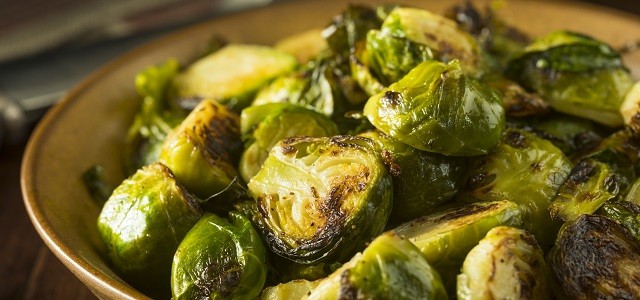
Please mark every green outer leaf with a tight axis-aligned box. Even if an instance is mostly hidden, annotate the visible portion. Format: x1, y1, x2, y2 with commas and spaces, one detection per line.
393, 201, 524, 293
364, 60, 505, 156
549, 159, 621, 222
97, 163, 202, 298
597, 201, 640, 241
171, 212, 267, 299
247, 136, 393, 264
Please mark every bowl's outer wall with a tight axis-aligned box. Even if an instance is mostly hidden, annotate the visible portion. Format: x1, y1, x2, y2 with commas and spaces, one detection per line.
21, 0, 640, 299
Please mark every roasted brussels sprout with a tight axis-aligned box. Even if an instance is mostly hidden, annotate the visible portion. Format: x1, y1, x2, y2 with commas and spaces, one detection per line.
307, 233, 448, 300
158, 98, 241, 200
97, 163, 203, 297
323, 4, 383, 59
170, 44, 297, 110
465, 128, 572, 248
364, 60, 505, 156
393, 201, 524, 292
239, 103, 339, 182
597, 201, 640, 241
171, 212, 267, 299
548, 214, 640, 298
261, 279, 320, 300
549, 159, 622, 222
482, 73, 549, 118
582, 129, 640, 186
381, 7, 483, 76
247, 136, 393, 264
125, 59, 183, 173
506, 31, 634, 127
457, 226, 549, 300
619, 81, 640, 130
359, 130, 466, 223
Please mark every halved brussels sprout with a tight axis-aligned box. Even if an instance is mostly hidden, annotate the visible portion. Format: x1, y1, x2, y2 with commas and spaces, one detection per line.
239, 103, 339, 182
548, 214, 640, 298
125, 59, 183, 173
359, 130, 466, 223
465, 128, 572, 248
247, 136, 393, 264
457, 226, 549, 300
97, 163, 202, 297
381, 7, 483, 76
363, 60, 505, 156
549, 159, 621, 222
597, 201, 640, 241
170, 44, 297, 110
393, 201, 524, 292
158, 98, 241, 200
261, 279, 320, 300
506, 31, 634, 127
171, 212, 267, 299
307, 233, 448, 300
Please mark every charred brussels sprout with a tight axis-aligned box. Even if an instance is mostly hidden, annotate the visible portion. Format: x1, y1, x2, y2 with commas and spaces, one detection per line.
247, 136, 393, 264
307, 233, 448, 300
239, 103, 339, 182
393, 201, 524, 292
465, 128, 572, 248
159, 99, 241, 200
170, 44, 297, 110
549, 159, 622, 222
548, 214, 640, 298
457, 226, 550, 300
381, 7, 483, 76
364, 60, 505, 156
97, 163, 202, 297
171, 212, 267, 299
125, 59, 183, 173
506, 31, 634, 126
359, 130, 466, 223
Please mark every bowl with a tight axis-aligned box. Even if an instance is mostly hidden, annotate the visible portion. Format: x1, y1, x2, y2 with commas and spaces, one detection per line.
21, 0, 640, 298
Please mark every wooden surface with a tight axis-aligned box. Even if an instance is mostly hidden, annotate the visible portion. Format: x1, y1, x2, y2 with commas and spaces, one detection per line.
1, 1, 638, 299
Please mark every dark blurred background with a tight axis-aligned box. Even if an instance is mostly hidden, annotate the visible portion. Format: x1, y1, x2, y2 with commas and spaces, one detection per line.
0, 0, 638, 299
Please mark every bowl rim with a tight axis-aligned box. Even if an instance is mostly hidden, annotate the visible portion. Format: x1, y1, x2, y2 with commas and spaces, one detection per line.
20, 0, 640, 298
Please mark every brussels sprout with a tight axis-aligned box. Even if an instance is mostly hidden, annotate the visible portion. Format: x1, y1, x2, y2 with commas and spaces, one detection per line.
97, 163, 203, 297
261, 280, 320, 300
358, 130, 466, 224
239, 103, 339, 182
361, 29, 435, 86
307, 233, 448, 300
457, 226, 549, 300
170, 44, 297, 110
171, 212, 267, 299
465, 128, 572, 248
549, 159, 622, 222
582, 129, 640, 186
597, 201, 640, 241
364, 60, 504, 156
247, 136, 393, 264
125, 59, 183, 173
506, 31, 634, 126
393, 201, 524, 292
322, 5, 383, 58
158, 99, 241, 200
548, 214, 640, 298
381, 7, 483, 76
